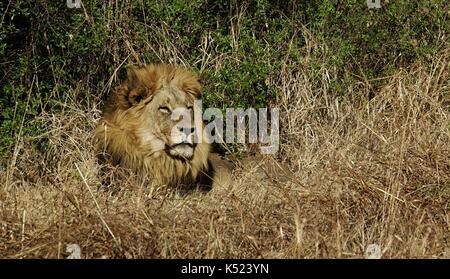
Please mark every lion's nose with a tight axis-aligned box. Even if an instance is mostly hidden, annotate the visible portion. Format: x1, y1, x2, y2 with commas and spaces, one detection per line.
178, 126, 195, 137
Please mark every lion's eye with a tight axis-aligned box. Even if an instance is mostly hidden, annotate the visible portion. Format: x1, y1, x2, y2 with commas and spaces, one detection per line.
158, 106, 171, 114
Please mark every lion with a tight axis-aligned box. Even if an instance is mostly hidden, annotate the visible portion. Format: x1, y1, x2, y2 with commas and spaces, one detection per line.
94, 64, 232, 190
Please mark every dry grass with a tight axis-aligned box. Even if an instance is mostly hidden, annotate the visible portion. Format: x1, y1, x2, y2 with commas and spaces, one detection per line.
1, 32, 449, 258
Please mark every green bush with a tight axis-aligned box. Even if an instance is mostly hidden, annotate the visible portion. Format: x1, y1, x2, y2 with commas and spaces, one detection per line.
309, 1, 448, 92
0, 0, 448, 162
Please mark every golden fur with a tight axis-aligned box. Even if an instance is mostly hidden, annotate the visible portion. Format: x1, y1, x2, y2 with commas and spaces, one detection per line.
94, 64, 231, 189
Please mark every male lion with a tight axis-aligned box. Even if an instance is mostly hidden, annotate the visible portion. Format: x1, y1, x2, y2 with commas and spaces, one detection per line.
94, 64, 231, 190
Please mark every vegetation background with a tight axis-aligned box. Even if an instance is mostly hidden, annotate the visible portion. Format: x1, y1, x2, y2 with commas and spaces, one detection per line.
0, 0, 448, 258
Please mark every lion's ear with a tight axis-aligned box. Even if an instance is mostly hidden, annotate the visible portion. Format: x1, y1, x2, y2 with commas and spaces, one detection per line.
182, 76, 203, 98
121, 66, 151, 106
127, 87, 147, 105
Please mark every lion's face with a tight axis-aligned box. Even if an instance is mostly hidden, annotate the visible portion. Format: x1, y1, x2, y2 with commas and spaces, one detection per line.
111, 64, 204, 161
137, 86, 198, 160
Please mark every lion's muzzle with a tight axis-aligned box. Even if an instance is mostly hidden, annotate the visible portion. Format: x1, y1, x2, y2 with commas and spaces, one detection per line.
169, 126, 196, 160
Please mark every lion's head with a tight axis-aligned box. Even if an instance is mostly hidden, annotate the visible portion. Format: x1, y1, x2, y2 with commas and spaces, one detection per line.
94, 64, 215, 187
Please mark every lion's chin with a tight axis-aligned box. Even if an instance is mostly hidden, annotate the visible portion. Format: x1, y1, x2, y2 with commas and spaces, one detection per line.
169, 144, 194, 160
